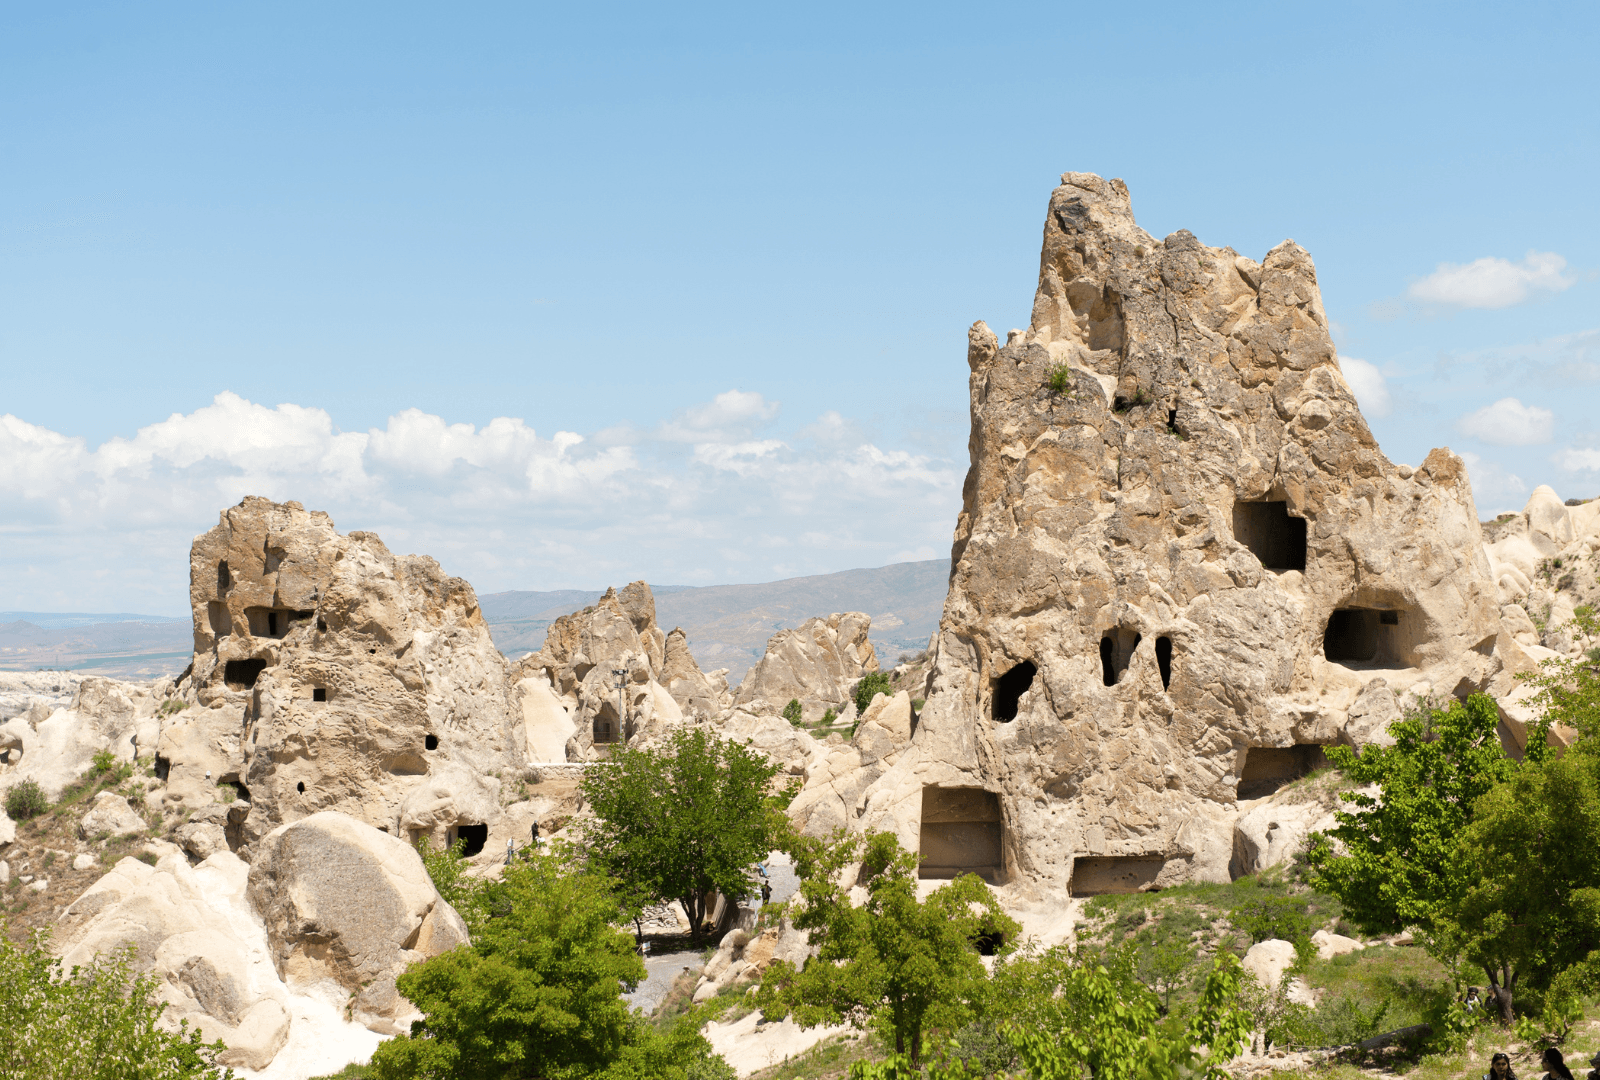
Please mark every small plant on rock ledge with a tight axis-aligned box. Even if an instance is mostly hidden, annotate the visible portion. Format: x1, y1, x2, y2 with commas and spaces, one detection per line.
1045, 362, 1074, 396
782, 698, 803, 727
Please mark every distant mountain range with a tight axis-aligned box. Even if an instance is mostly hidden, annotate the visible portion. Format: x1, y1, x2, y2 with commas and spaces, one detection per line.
480, 560, 950, 681
0, 560, 951, 685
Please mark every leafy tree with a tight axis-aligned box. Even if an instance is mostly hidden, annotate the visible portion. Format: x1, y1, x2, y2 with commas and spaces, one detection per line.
782, 698, 803, 727
1307, 693, 1515, 939
0, 928, 232, 1079
754, 831, 1018, 1067
372, 848, 730, 1080
853, 673, 893, 716
1003, 953, 1251, 1080
1518, 605, 1600, 752
1434, 738, 1600, 1023
579, 728, 793, 937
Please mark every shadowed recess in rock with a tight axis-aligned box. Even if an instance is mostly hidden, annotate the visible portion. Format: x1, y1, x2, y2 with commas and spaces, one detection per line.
991, 660, 1036, 721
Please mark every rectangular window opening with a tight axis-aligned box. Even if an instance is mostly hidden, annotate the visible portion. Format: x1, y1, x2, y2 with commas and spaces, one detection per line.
1232, 501, 1307, 572
1236, 744, 1331, 800
1070, 856, 1165, 896
919, 787, 1003, 883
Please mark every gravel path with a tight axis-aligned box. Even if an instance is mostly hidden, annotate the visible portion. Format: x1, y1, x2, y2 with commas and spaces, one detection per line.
623, 949, 704, 1014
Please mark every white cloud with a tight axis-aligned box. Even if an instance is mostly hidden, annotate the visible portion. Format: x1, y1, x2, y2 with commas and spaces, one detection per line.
1408, 251, 1574, 309
1556, 448, 1600, 473
0, 391, 962, 613
1460, 451, 1530, 516
1455, 397, 1554, 446
1337, 356, 1392, 418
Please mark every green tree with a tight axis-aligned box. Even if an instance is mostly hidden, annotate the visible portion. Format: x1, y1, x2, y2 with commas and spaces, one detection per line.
853, 673, 894, 716
1434, 738, 1600, 1023
579, 728, 793, 938
372, 848, 729, 1080
1308, 693, 1516, 938
782, 698, 803, 727
755, 831, 1018, 1067
1518, 604, 1600, 751
0, 928, 232, 1079
1002, 953, 1251, 1080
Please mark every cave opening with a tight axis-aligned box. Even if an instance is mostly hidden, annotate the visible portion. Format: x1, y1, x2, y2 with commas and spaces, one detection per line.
919, 787, 1004, 883
223, 659, 267, 690
313, 687, 327, 703
454, 823, 488, 857
1100, 628, 1142, 686
425, 734, 438, 750
1237, 744, 1331, 799
1233, 501, 1307, 572
1071, 856, 1165, 896
992, 660, 1037, 722
217, 561, 231, 593
1155, 636, 1173, 690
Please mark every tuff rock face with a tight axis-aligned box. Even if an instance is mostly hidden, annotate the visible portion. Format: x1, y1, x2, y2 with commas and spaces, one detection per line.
809, 172, 1530, 894
733, 613, 879, 724
182, 497, 526, 849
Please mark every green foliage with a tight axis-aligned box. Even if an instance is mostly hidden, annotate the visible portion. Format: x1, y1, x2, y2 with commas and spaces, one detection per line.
782, 699, 803, 727
852, 673, 893, 717
755, 831, 1018, 1067
1308, 693, 1515, 938
821, 708, 838, 726
5, 779, 47, 821
1231, 893, 1314, 946
579, 728, 793, 937
1045, 363, 1073, 395
372, 848, 728, 1080
415, 835, 479, 919
157, 699, 187, 718
1004, 953, 1251, 1080
1518, 604, 1600, 749
0, 928, 233, 1079
91, 749, 117, 774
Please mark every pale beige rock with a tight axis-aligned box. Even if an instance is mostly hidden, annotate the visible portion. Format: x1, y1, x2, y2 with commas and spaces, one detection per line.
175, 821, 230, 860
79, 791, 148, 839
798, 173, 1517, 895
72, 853, 95, 871
1232, 798, 1337, 878
703, 1011, 851, 1079
734, 613, 879, 723
156, 705, 246, 810
1242, 939, 1299, 990
247, 811, 469, 1034
514, 675, 575, 761
181, 497, 528, 850
1311, 928, 1364, 960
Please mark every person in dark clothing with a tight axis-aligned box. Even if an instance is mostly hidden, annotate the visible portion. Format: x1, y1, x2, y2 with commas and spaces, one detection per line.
1484, 1052, 1516, 1080
1585, 1050, 1600, 1080
1543, 1048, 1575, 1080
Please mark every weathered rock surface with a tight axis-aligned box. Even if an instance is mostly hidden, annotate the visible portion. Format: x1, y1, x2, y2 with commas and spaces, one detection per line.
0, 671, 83, 722
789, 173, 1524, 896
517, 581, 720, 759
1311, 928, 1364, 960
734, 613, 879, 723
77, 791, 149, 840
0, 674, 168, 802
247, 811, 468, 1034
1242, 938, 1299, 990
181, 497, 527, 850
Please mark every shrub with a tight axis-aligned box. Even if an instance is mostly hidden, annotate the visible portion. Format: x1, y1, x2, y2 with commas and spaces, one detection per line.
5, 780, 47, 821
782, 699, 803, 727
1046, 363, 1073, 395
1230, 893, 1313, 945
821, 708, 838, 726
91, 749, 117, 774
853, 673, 894, 716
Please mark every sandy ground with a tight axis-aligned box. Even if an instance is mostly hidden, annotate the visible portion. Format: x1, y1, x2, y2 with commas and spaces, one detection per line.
704, 1011, 852, 1078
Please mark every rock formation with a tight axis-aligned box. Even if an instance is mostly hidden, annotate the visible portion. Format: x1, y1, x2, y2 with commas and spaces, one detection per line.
791, 172, 1531, 896
733, 613, 879, 723
179, 497, 528, 851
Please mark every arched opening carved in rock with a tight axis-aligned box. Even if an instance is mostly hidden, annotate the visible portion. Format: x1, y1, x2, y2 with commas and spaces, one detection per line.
1100, 628, 1141, 686
919, 787, 1003, 883
452, 822, 488, 857
1324, 606, 1420, 667
992, 660, 1037, 722
424, 733, 438, 750
1233, 500, 1307, 572
1155, 636, 1172, 690
1236, 744, 1331, 799
222, 658, 267, 689
593, 718, 618, 744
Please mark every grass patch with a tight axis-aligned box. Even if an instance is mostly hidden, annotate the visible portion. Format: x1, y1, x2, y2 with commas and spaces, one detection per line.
307, 1065, 376, 1079
748, 1033, 878, 1080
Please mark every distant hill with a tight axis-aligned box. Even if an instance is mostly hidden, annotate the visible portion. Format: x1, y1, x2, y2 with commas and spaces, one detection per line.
478, 559, 949, 683
0, 614, 192, 678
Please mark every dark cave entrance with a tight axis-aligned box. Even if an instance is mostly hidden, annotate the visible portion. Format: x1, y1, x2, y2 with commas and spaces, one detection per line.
453, 823, 488, 857
1233, 501, 1307, 572
992, 660, 1037, 722
1100, 628, 1141, 686
223, 659, 267, 690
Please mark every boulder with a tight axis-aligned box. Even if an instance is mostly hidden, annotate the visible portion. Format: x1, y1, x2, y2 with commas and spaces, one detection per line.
1231, 797, 1337, 878
734, 613, 879, 723
78, 791, 148, 840
247, 811, 469, 1034
155, 705, 245, 810
1242, 939, 1299, 990
1311, 928, 1364, 960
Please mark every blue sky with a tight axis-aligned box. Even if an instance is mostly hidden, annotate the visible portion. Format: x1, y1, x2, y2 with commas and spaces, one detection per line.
2, 1, 1597, 614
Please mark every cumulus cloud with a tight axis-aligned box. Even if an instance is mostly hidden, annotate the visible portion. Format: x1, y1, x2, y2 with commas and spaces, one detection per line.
1460, 451, 1530, 516
1408, 251, 1573, 309
0, 390, 962, 613
1337, 356, 1392, 418
1455, 397, 1554, 446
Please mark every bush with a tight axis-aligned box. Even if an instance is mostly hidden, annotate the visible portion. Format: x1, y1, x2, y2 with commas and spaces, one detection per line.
1046, 363, 1072, 395
1231, 893, 1314, 945
853, 673, 893, 716
5, 780, 47, 821
91, 749, 117, 774
782, 699, 803, 727
821, 708, 838, 726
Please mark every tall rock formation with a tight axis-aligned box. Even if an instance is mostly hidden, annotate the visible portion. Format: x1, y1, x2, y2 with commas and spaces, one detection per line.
734, 613, 879, 723
181, 497, 526, 849
814, 173, 1528, 894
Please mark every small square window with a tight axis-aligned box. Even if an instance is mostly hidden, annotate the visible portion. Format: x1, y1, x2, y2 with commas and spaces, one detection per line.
312, 688, 327, 702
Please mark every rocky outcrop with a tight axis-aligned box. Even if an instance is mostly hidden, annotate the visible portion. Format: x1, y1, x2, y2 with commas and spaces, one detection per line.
733, 613, 879, 723
793, 173, 1526, 895
180, 497, 527, 850
0, 674, 168, 802
247, 812, 468, 1034
516, 581, 721, 759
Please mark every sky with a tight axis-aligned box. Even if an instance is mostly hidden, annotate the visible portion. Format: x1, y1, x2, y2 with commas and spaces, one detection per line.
2, 1, 1597, 615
